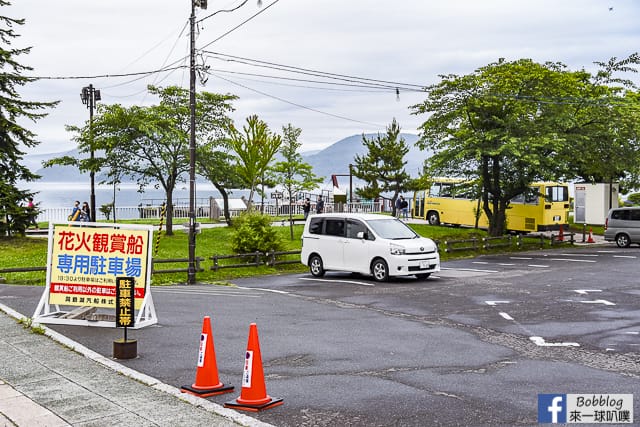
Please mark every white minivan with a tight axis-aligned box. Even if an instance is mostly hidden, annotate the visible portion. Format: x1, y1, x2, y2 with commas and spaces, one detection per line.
300, 213, 440, 281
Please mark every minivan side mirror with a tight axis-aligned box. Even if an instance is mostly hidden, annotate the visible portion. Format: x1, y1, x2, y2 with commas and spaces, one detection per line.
356, 231, 367, 240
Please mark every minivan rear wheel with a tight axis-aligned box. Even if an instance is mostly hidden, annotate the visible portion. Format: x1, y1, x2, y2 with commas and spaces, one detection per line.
615, 233, 631, 248
371, 259, 389, 282
309, 254, 325, 277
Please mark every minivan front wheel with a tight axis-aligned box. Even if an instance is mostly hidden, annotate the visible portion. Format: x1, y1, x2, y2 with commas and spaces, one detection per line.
371, 259, 389, 282
615, 233, 631, 248
309, 254, 325, 277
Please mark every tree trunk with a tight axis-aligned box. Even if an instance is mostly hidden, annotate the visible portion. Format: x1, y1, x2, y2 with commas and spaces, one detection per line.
165, 188, 174, 236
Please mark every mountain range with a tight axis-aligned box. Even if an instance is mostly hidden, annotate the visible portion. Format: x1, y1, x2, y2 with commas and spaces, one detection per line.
24, 133, 430, 185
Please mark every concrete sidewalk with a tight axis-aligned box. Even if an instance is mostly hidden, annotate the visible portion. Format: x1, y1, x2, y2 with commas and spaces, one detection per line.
0, 304, 271, 427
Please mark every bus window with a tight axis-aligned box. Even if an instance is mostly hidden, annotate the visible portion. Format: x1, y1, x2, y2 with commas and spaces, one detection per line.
440, 183, 453, 198
524, 188, 539, 204
546, 186, 569, 202
429, 183, 441, 197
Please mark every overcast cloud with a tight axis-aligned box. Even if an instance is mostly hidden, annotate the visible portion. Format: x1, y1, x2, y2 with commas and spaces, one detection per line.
7, 0, 640, 155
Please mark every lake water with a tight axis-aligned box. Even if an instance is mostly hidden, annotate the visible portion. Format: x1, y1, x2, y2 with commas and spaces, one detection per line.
20, 181, 257, 221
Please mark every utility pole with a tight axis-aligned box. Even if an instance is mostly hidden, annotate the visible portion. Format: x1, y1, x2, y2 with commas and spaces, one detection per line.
81, 84, 100, 222
188, 0, 200, 285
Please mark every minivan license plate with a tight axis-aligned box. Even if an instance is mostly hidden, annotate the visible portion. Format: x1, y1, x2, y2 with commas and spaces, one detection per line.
419, 261, 429, 269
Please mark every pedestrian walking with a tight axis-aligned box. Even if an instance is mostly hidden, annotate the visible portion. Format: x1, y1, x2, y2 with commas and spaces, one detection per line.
26, 197, 39, 229
400, 196, 409, 220
79, 201, 91, 222
69, 200, 81, 222
395, 196, 402, 218
316, 195, 324, 214
303, 197, 311, 220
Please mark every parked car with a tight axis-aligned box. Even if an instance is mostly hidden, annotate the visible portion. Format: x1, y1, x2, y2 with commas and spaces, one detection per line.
604, 207, 640, 247
300, 213, 440, 281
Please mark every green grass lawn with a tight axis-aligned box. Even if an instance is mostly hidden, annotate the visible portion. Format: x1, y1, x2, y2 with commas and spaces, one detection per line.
0, 219, 582, 286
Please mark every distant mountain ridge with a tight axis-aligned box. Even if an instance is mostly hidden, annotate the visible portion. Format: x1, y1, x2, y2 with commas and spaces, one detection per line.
26, 133, 430, 184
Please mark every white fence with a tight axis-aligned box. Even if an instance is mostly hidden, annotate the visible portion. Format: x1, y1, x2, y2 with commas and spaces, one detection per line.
33, 201, 384, 223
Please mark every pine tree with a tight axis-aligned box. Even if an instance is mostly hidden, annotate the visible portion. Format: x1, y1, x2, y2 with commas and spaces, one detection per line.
0, 1, 57, 235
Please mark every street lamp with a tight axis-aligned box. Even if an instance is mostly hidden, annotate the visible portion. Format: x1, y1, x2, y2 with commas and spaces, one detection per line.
80, 84, 101, 222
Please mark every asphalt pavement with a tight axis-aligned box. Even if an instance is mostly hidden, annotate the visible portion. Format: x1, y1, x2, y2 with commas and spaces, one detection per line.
1, 225, 609, 426
0, 303, 272, 427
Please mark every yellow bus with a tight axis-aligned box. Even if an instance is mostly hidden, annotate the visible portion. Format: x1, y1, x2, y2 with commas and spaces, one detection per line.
413, 178, 570, 233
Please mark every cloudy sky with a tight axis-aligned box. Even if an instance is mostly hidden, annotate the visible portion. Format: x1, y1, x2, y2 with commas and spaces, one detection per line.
7, 0, 640, 155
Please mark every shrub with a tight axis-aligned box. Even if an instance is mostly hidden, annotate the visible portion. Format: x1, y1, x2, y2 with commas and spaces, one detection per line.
231, 211, 284, 254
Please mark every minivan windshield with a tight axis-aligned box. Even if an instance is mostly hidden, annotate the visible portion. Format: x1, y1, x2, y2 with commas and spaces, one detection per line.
366, 218, 419, 239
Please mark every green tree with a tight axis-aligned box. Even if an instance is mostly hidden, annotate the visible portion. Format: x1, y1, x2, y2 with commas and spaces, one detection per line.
58, 85, 236, 235
412, 57, 640, 236
351, 119, 412, 217
227, 115, 282, 208
196, 144, 243, 225
0, 2, 57, 236
272, 124, 322, 239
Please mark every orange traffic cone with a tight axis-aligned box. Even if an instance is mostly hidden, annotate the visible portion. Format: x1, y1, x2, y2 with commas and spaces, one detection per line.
557, 225, 564, 242
224, 323, 283, 412
587, 228, 595, 244
181, 316, 234, 397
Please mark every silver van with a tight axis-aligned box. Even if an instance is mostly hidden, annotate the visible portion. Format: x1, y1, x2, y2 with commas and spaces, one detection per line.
604, 207, 640, 247
300, 213, 440, 281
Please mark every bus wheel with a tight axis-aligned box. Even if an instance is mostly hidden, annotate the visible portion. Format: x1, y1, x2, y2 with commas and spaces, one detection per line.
427, 211, 440, 226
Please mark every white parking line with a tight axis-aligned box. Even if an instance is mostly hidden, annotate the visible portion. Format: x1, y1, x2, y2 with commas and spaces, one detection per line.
579, 299, 616, 306
485, 300, 510, 306
510, 257, 533, 260
299, 277, 375, 286
530, 336, 580, 347
573, 289, 602, 295
499, 312, 514, 320
497, 263, 516, 266
442, 267, 499, 273
613, 255, 637, 259
556, 253, 599, 257
527, 264, 550, 268
549, 258, 596, 263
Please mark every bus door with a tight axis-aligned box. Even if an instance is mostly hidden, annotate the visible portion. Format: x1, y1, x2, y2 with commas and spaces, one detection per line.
413, 190, 425, 218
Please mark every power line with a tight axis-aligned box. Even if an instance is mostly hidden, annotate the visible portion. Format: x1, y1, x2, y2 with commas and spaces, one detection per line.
212, 72, 386, 128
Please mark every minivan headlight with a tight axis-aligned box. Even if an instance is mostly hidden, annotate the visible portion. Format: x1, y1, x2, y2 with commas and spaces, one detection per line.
389, 243, 405, 255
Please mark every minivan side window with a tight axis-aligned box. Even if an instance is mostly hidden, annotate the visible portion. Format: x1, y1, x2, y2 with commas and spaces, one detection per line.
325, 219, 345, 236
346, 219, 372, 240
631, 209, 640, 221
309, 217, 324, 234
611, 210, 629, 221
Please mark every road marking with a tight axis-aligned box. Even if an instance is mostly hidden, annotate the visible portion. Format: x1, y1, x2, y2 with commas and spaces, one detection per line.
497, 263, 516, 266
573, 289, 602, 295
557, 253, 599, 257
499, 312, 514, 320
579, 299, 616, 306
527, 264, 550, 268
485, 300, 510, 306
238, 287, 290, 295
153, 289, 261, 297
472, 261, 489, 264
441, 267, 499, 273
549, 258, 597, 263
299, 277, 375, 286
597, 250, 618, 253
510, 257, 532, 260
530, 336, 580, 347
613, 255, 637, 259
624, 331, 639, 335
